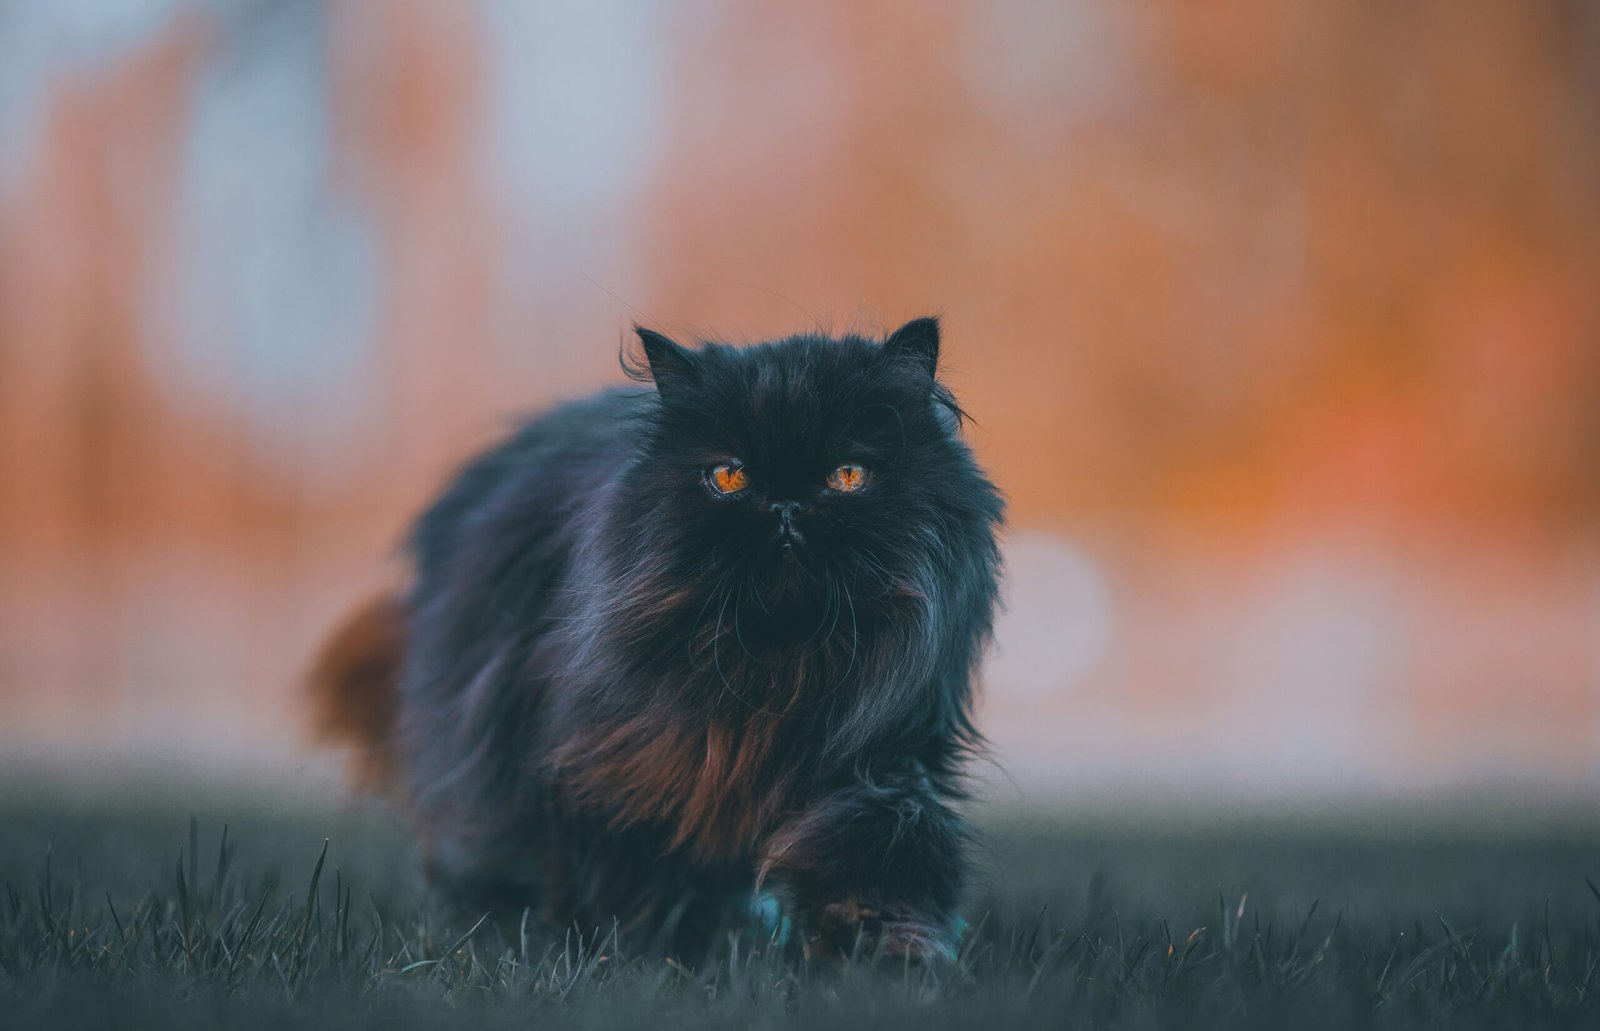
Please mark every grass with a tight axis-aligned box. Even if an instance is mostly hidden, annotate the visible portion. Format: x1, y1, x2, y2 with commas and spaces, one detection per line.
2, 786, 1598, 1029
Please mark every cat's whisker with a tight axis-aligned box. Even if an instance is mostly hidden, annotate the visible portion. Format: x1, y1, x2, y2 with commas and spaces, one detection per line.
821, 575, 844, 651
712, 578, 793, 719
839, 578, 860, 686
711, 580, 734, 695
747, 571, 773, 618
687, 573, 730, 667
732, 579, 760, 663
799, 571, 838, 648
853, 546, 897, 598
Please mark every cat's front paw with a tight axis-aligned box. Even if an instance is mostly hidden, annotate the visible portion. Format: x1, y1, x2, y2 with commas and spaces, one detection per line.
811, 900, 960, 963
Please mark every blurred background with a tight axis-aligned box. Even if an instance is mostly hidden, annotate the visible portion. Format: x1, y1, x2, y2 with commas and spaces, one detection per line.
2, 0, 1597, 802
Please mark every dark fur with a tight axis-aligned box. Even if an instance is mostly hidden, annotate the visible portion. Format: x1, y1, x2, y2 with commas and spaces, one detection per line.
311, 319, 1004, 959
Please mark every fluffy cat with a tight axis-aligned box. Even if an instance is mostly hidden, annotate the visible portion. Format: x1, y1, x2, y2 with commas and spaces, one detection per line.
310, 318, 1004, 960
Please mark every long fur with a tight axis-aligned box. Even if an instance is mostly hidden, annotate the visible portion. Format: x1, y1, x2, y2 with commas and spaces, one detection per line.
307, 593, 406, 793
309, 319, 1004, 959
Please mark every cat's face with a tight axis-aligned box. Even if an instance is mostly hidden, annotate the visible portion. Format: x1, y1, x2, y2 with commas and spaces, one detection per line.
623, 320, 980, 636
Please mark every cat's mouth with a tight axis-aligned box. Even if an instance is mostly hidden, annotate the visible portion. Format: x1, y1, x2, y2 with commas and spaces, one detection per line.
775, 523, 807, 571
757, 536, 819, 588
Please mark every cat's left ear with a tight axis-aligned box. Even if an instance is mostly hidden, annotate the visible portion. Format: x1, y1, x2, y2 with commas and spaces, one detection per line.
881, 316, 941, 378
635, 326, 699, 394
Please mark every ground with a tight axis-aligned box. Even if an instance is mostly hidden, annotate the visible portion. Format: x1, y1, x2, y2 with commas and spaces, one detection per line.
1, 782, 1597, 1029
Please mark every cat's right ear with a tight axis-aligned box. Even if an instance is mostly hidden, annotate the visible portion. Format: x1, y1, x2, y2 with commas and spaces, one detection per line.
634, 327, 698, 395
881, 316, 941, 379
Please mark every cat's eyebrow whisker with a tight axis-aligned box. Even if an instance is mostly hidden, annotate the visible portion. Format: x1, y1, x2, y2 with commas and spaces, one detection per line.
853, 401, 907, 457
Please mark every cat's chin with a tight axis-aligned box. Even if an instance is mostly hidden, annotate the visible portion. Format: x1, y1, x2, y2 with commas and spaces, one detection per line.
752, 565, 813, 606
758, 553, 831, 601
735, 561, 837, 629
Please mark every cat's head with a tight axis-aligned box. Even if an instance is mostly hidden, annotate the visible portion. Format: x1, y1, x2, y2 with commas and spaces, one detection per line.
616, 319, 1000, 651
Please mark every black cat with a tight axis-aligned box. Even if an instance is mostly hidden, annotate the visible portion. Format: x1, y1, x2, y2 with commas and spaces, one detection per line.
309, 318, 1004, 960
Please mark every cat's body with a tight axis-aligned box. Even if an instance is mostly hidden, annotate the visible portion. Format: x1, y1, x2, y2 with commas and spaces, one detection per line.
311, 320, 1003, 959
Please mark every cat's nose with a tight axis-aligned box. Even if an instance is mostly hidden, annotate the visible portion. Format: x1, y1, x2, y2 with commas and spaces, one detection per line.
769, 500, 803, 542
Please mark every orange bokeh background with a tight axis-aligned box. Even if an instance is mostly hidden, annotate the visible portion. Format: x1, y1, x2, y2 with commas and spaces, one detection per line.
2, 1, 1596, 794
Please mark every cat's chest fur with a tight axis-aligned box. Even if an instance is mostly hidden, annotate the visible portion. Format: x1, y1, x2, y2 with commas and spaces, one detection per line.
547, 705, 809, 864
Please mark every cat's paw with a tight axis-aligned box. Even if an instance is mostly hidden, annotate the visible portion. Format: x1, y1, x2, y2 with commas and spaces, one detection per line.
811, 900, 960, 964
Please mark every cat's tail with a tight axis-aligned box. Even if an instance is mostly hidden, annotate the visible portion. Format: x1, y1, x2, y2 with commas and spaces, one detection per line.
306, 593, 407, 795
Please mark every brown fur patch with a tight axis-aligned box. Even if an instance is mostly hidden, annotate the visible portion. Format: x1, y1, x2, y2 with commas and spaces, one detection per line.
551, 711, 798, 864
306, 593, 406, 793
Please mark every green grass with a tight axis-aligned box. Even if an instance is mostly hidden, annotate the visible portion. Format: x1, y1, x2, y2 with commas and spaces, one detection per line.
2, 788, 1598, 1029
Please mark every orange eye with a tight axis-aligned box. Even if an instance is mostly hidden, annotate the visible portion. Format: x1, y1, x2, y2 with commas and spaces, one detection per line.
827, 463, 868, 493
709, 464, 749, 494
